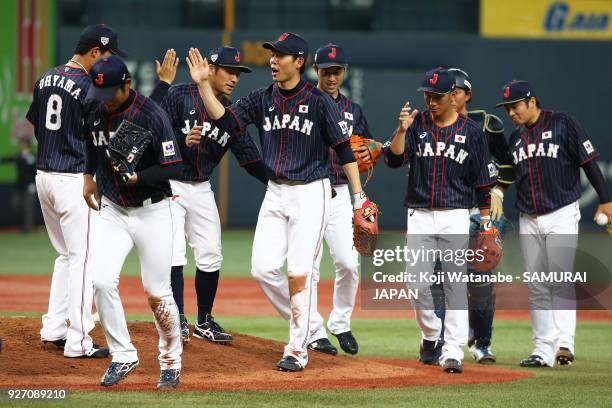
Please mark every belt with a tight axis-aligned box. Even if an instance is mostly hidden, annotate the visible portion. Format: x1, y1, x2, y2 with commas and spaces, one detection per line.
273, 178, 308, 186
139, 195, 167, 207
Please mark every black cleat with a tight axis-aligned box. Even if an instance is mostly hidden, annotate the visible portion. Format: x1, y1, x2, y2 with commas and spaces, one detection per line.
179, 314, 190, 345
520, 354, 549, 368
555, 348, 574, 366
308, 338, 338, 355
43, 338, 66, 349
276, 355, 304, 372
100, 361, 139, 387
157, 369, 180, 389
70, 344, 109, 358
332, 331, 359, 355
442, 358, 464, 373
193, 314, 233, 344
419, 339, 442, 365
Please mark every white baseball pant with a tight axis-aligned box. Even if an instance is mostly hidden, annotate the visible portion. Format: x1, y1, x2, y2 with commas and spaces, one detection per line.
406, 208, 470, 365
36, 171, 96, 357
88, 197, 182, 369
520, 201, 579, 367
170, 180, 222, 271
251, 179, 331, 368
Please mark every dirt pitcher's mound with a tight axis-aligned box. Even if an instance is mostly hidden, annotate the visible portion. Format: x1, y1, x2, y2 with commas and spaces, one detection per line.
0, 317, 530, 391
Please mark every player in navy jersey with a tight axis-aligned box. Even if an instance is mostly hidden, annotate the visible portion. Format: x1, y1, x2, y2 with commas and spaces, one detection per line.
307, 43, 377, 356
148, 46, 266, 345
430, 68, 515, 364
25, 24, 126, 359
82, 56, 183, 388
385, 68, 496, 373
185, 32, 370, 372
496, 80, 611, 368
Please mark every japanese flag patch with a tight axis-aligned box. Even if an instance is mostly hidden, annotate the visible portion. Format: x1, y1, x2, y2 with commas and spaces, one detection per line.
542, 131, 552, 139
454, 134, 466, 144
583, 140, 594, 154
344, 112, 353, 120
299, 105, 309, 113
162, 141, 176, 157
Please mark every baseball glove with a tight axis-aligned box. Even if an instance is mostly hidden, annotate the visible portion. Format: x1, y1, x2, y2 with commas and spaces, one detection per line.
350, 134, 382, 173
470, 225, 503, 272
106, 120, 153, 183
353, 201, 379, 257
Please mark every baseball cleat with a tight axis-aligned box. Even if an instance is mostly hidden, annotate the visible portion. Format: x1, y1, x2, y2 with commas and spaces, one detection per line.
332, 331, 359, 355
68, 344, 110, 358
193, 314, 233, 344
555, 347, 574, 366
100, 361, 139, 387
179, 314, 190, 345
157, 368, 181, 389
276, 355, 304, 372
419, 339, 441, 365
469, 344, 496, 364
520, 354, 549, 368
43, 338, 66, 349
308, 338, 338, 355
442, 358, 464, 373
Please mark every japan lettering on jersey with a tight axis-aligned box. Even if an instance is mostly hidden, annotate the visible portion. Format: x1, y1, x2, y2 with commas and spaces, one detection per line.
390, 112, 495, 209
26, 65, 91, 172
86, 91, 182, 207
508, 111, 599, 215
328, 93, 373, 185
225, 80, 349, 182
160, 83, 262, 182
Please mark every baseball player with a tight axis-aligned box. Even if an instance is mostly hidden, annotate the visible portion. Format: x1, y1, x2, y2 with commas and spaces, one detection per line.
447, 68, 515, 364
385, 68, 496, 373
149, 47, 266, 345
25, 24, 126, 358
496, 80, 612, 367
83, 56, 183, 388
307, 43, 376, 356
185, 32, 369, 372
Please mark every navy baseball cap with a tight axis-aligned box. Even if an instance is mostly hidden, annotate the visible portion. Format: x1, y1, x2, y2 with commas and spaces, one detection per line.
448, 68, 472, 91
78, 24, 127, 58
207, 47, 252, 73
496, 80, 535, 107
314, 44, 348, 68
417, 68, 456, 94
263, 32, 309, 57
86, 56, 131, 102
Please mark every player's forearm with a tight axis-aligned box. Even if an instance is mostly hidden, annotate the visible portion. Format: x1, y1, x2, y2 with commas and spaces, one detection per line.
136, 162, 182, 187
342, 162, 363, 194
390, 127, 406, 155
196, 80, 225, 120
583, 160, 611, 203
149, 81, 170, 104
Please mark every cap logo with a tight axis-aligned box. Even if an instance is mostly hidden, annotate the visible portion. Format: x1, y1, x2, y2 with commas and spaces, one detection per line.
210, 54, 218, 63
504, 86, 510, 99
429, 73, 438, 85
328, 47, 337, 59
95, 73, 104, 86
100, 36, 109, 46
278, 32, 289, 41
235, 51, 241, 63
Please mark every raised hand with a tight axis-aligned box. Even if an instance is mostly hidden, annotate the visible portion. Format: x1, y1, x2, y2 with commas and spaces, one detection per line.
186, 47, 210, 84
398, 102, 418, 132
185, 125, 203, 147
156, 48, 179, 85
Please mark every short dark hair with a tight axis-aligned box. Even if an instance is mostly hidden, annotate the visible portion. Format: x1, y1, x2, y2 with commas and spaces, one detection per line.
74, 41, 97, 55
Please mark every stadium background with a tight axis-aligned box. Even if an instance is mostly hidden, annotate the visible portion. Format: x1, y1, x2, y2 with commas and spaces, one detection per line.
1, 0, 611, 229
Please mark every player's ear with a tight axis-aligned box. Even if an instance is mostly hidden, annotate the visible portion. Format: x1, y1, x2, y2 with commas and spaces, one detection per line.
466, 91, 472, 104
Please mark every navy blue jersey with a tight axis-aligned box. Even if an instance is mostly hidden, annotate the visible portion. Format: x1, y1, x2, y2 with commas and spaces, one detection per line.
224, 79, 349, 182
86, 90, 182, 207
387, 112, 496, 209
508, 111, 598, 215
26, 65, 91, 172
160, 83, 262, 182
328, 93, 372, 185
